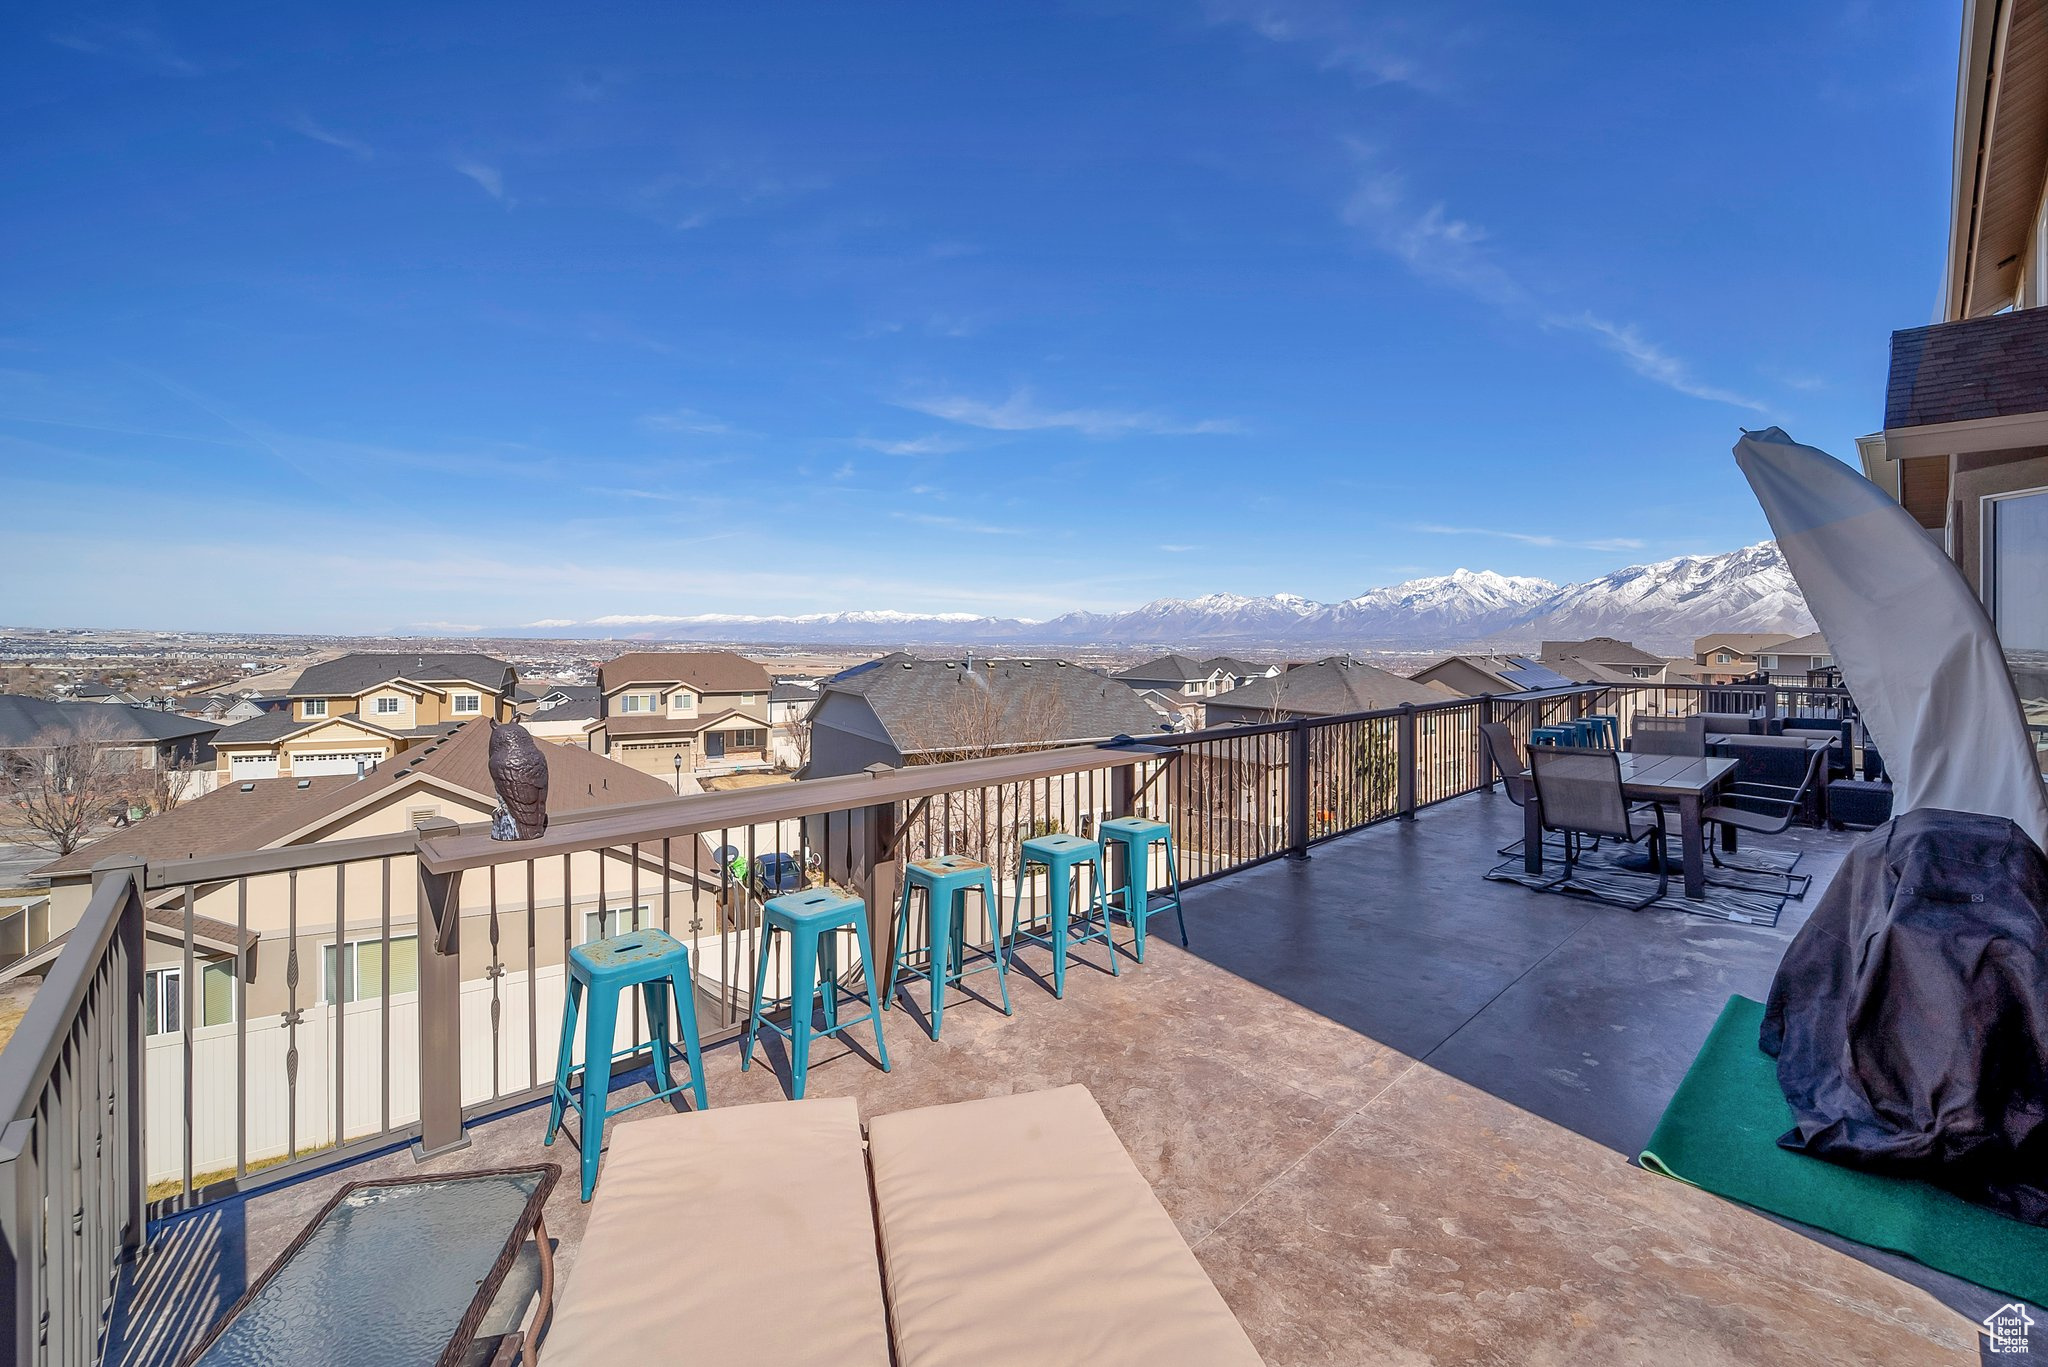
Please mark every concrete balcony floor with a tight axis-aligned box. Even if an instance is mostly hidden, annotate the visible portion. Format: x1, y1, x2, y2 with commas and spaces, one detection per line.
112, 792, 1986, 1366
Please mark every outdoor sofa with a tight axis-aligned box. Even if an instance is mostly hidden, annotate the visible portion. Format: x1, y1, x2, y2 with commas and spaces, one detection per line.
545, 1084, 1264, 1366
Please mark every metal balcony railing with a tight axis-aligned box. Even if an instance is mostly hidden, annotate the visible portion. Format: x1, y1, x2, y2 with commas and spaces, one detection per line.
0, 679, 1856, 1365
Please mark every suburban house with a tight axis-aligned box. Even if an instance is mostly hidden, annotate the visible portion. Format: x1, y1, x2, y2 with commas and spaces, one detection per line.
1205, 657, 1441, 725
1859, 0, 2048, 770
1691, 633, 1797, 683
1535, 637, 1671, 685
177, 694, 268, 725
1410, 654, 1579, 698
1114, 653, 1279, 698
521, 697, 604, 748
16, 719, 686, 1031
804, 654, 1166, 777
595, 651, 775, 778
768, 677, 820, 726
1756, 632, 1833, 683
68, 683, 147, 705
518, 683, 600, 717
208, 653, 518, 781
0, 694, 219, 774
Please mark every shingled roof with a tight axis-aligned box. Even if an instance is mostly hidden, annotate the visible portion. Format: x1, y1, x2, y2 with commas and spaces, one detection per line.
289, 653, 514, 698
821, 655, 1163, 754
1206, 659, 1437, 718
1886, 309, 2048, 429
36, 720, 671, 878
0, 696, 218, 748
598, 651, 772, 695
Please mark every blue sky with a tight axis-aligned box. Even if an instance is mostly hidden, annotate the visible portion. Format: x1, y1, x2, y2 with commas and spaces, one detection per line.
1, 2, 1957, 632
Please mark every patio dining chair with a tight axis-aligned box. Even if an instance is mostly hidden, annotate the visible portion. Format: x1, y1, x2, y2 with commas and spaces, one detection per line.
1526, 745, 1669, 911
1630, 714, 1706, 757
1481, 721, 1556, 858
1700, 743, 1831, 898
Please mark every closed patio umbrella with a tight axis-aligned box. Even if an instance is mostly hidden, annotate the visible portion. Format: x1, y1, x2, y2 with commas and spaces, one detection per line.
1733, 426, 2048, 852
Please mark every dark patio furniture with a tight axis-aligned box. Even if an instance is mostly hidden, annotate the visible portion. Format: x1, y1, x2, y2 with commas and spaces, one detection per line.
1482, 721, 1572, 857
1700, 745, 1832, 897
1629, 715, 1706, 757
1826, 778, 1894, 830
1526, 746, 1670, 911
1782, 716, 1854, 778
1710, 735, 1825, 827
179, 1164, 559, 1367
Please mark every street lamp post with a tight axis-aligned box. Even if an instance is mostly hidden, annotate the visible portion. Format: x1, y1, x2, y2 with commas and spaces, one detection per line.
673, 751, 683, 795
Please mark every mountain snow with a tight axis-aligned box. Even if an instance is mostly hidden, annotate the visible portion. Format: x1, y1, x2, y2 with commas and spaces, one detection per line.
497, 542, 1812, 653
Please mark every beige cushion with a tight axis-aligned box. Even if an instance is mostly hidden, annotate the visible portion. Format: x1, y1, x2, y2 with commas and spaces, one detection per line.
867, 1085, 1263, 1367
546, 1097, 891, 1367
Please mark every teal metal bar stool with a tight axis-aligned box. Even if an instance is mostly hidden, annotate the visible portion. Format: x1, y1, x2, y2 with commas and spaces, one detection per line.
1097, 817, 1187, 963
546, 927, 706, 1201
887, 855, 1011, 1039
1009, 834, 1118, 999
743, 888, 890, 1100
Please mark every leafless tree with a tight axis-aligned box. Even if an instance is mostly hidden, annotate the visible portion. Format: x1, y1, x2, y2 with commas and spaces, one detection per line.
0, 720, 148, 856
895, 670, 1073, 874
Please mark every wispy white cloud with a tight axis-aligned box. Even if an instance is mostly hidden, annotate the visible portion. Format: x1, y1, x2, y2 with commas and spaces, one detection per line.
1342, 165, 1526, 308
1564, 314, 1770, 414
1413, 523, 1647, 553
525, 618, 578, 628
641, 406, 745, 436
288, 115, 373, 162
585, 485, 684, 502
899, 389, 1242, 438
855, 434, 967, 457
1346, 155, 1767, 415
1200, 0, 1434, 90
49, 22, 200, 76
1158, 543, 1201, 553
454, 160, 507, 202
890, 511, 1024, 536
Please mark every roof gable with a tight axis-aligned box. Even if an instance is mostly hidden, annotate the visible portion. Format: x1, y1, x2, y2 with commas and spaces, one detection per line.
598, 651, 773, 694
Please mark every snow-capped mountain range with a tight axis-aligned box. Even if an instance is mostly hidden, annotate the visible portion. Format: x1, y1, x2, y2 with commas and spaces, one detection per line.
491, 542, 1814, 653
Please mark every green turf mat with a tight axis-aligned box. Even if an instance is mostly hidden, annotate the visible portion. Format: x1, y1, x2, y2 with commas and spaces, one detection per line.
1640, 994, 2048, 1309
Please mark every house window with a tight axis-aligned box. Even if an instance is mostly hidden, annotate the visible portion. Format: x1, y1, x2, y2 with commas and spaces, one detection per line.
1760, 656, 1779, 672
303, 699, 327, 717
741, 692, 757, 705
144, 964, 235, 1035
581, 905, 648, 945
452, 692, 481, 714
1986, 487, 2048, 772
322, 935, 420, 1004
727, 728, 763, 749
374, 696, 401, 715
1715, 653, 1731, 664
618, 693, 646, 714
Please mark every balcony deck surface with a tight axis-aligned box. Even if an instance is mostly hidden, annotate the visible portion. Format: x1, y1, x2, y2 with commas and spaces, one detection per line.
110, 792, 1987, 1366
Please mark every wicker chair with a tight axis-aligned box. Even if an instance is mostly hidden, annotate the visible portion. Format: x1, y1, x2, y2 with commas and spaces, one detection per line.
1526, 745, 1669, 911
1630, 714, 1706, 757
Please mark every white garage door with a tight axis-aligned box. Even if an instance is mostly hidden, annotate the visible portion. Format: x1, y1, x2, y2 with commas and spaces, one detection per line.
292, 750, 383, 777
228, 753, 279, 780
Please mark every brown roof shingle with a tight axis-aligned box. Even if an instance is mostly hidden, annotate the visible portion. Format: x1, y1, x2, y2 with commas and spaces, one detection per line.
36, 720, 673, 877
599, 651, 772, 695
1886, 309, 2048, 429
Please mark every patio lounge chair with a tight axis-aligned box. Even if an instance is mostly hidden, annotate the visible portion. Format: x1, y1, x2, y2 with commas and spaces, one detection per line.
545, 1086, 1261, 1367
1527, 745, 1670, 911
1630, 714, 1706, 757
1701, 743, 1831, 898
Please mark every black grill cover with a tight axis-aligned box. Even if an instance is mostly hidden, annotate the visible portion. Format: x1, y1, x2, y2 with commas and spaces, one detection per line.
1760, 808, 2048, 1226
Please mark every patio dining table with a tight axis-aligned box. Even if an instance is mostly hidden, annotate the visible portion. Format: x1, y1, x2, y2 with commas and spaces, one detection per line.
1523, 753, 1738, 899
